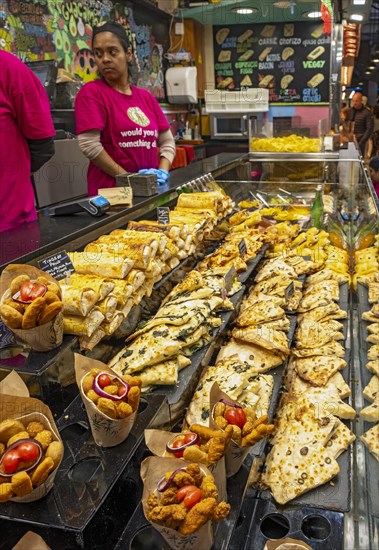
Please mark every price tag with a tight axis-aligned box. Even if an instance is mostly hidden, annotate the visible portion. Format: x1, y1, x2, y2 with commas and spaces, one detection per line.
238, 239, 247, 257
38, 250, 75, 281
285, 281, 295, 301
157, 207, 170, 225
0, 320, 16, 350
224, 265, 237, 293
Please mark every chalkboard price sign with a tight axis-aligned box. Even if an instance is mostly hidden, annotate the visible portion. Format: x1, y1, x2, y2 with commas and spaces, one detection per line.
38, 251, 75, 281
213, 21, 330, 104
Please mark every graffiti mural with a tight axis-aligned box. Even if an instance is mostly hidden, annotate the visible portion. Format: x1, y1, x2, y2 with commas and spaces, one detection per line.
0, 0, 166, 98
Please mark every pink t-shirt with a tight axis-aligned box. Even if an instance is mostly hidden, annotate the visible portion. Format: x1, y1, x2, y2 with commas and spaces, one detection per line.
0, 50, 55, 232
75, 80, 170, 195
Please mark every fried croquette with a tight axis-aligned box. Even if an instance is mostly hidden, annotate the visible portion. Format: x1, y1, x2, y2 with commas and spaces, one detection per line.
34, 430, 53, 451
11, 471, 33, 497
148, 504, 187, 530
212, 501, 231, 521
160, 487, 179, 505
0, 483, 13, 502
45, 441, 64, 467
97, 398, 118, 419
117, 402, 133, 418
7, 431, 29, 447
10, 275, 30, 295
126, 385, 140, 411
22, 297, 45, 329
200, 476, 219, 499
30, 457, 54, 487
38, 301, 63, 325
0, 419, 25, 443
0, 304, 23, 329
26, 421, 45, 438
3, 298, 25, 314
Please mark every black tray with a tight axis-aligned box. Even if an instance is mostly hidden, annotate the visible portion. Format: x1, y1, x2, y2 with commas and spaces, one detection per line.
237, 243, 269, 284
228, 495, 344, 550
0, 393, 167, 549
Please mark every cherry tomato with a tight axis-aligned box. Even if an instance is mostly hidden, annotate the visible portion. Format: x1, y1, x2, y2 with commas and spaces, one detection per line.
176, 485, 202, 509
19, 281, 35, 301
224, 407, 247, 428
171, 436, 187, 458
183, 433, 200, 446
2, 450, 20, 474
97, 374, 111, 388
117, 385, 127, 398
30, 283, 46, 300
16, 441, 40, 462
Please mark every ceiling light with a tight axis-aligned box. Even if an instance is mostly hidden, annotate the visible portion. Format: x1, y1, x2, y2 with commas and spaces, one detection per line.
352, 0, 366, 4
365, 70, 371, 74
350, 14, 363, 21
349, 90, 355, 99
232, 7, 257, 14
358, 82, 363, 86
342, 91, 346, 100
368, 65, 376, 70
372, 57, 379, 63
306, 11, 322, 18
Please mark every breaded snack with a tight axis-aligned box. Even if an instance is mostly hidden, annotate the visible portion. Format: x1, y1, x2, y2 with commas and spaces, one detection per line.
10, 275, 30, 296
0, 419, 25, 443
149, 504, 187, 530
0, 443, 5, 455
200, 475, 218, 499
208, 436, 227, 463
3, 298, 25, 314
11, 471, 33, 497
46, 282, 61, 298
179, 497, 217, 535
117, 402, 133, 418
0, 304, 23, 329
22, 297, 45, 329
28, 431, 48, 451
97, 398, 118, 419
86, 389, 99, 404
127, 386, 140, 411
185, 463, 203, 486
213, 501, 231, 521
38, 301, 63, 325
45, 441, 64, 468
160, 487, 179, 506
0, 483, 13, 503
43, 291, 60, 305
171, 470, 196, 488
7, 431, 29, 447
34, 430, 53, 452
183, 445, 209, 464
82, 374, 94, 394
121, 374, 142, 388
30, 457, 55, 487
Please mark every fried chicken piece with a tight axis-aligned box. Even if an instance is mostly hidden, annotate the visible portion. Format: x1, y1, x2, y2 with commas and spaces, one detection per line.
212, 501, 231, 521
0, 483, 13, 503
86, 389, 99, 404
38, 300, 63, 325
35, 430, 53, 452
0, 443, 4, 455
97, 398, 118, 419
0, 304, 23, 329
185, 463, 203, 486
179, 497, 217, 535
200, 475, 218, 499
160, 487, 178, 505
30, 457, 54, 487
117, 402, 133, 419
147, 493, 159, 511
22, 297, 45, 329
148, 504, 187, 530
171, 471, 195, 488
208, 436, 226, 464
11, 471, 33, 497
241, 415, 275, 447
214, 416, 228, 430
224, 425, 234, 446
190, 424, 226, 441
10, 275, 30, 295
82, 374, 94, 394
230, 425, 242, 445
183, 445, 209, 465
7, 431, 29, 447
26, 421, 45, 438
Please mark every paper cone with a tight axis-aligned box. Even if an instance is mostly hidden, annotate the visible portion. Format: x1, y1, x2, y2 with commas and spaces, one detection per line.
0, 264, 63, 351
264, 539, 313, 550
75, 353, 137, 448
141, 456, 214, 550
12, 531, 51, 550
0, 389, 63, 503
144, 429, 227, 501
210, 383, 249, 478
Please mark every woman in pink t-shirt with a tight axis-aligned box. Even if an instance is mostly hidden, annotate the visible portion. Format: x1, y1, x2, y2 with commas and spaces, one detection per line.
75, 21, 176, 196
369, 156, 379, 198
0, 51, 55, 232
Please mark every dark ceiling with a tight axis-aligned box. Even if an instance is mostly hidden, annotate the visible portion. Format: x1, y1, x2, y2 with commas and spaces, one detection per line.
350, 0, 379, 90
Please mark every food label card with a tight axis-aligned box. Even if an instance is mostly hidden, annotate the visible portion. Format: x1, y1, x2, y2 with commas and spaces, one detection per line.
38, 251, 75, 281
285, 281, 295, 300
157, 207, 170, 225
238, 239, 247, 256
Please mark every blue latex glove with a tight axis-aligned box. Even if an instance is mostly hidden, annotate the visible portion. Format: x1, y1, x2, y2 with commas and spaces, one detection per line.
138, 168, 170, 185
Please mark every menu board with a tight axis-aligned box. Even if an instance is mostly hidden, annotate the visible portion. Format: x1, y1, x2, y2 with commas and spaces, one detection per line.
213, 22, 330, 104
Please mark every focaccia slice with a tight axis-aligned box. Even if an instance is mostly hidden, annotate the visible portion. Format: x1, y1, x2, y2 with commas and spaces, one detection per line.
366, 360, 379, 377
368, 345, 379, 360
232, 326, 289, 355
236, 300, 285, 327
361, 423, 379, 462
360, 402, 379, 423
216, 338, 283, 372
293, 340, 345, 358
295, 356, 347, 387
325, 420, 355, 459
363, 376, 379, 403
254, 259, 296, 282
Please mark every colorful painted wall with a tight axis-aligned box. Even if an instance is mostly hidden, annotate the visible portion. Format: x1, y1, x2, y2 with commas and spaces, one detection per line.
0, 0, 167, 99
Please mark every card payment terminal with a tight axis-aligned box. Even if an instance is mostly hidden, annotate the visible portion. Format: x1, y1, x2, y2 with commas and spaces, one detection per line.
48, 195, 110, 217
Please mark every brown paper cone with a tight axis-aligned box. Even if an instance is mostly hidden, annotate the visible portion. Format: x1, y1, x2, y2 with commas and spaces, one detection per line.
264, 539, 313, 550
0, 370, 29, 397
210, 382, 249, 478
12, 531, 51, 550
141, 456, 214, 550
0, 393, 63, 503
144, 429, 227, 502
0, 264, 63, 351
75, 353, 137, 448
